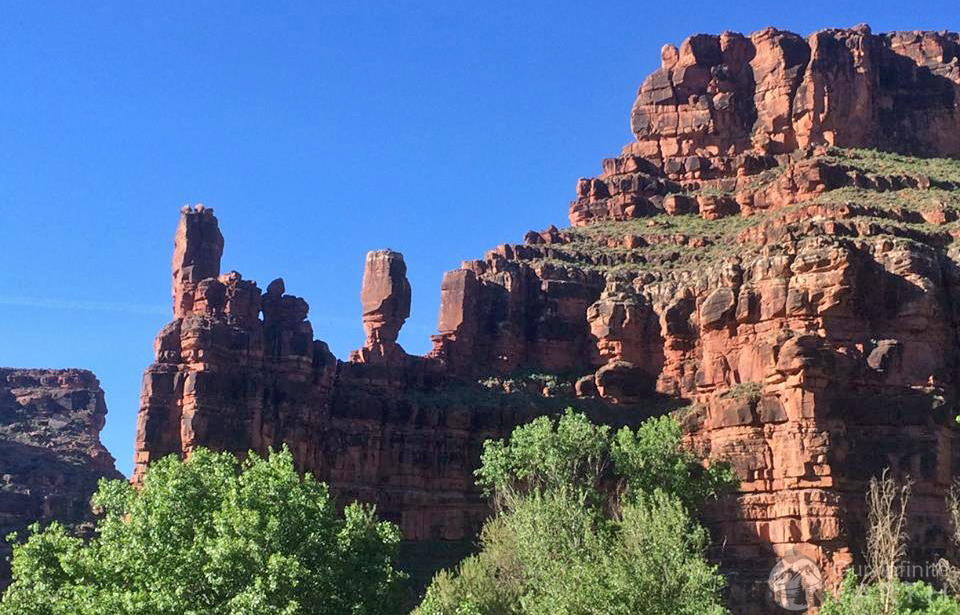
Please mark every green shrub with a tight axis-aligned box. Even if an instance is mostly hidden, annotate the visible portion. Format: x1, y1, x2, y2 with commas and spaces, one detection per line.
416, 409, 737, 615
821, 572, 960, 615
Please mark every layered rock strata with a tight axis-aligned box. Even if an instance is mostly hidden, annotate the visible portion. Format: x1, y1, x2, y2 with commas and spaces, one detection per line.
137, 206, 548, 541
0, 369, 121, 585
133, 26, 960, 612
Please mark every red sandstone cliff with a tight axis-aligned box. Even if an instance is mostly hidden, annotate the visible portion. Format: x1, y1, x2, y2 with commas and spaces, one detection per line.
133, 26, 960, 611
0, 368, 121, 585
137, 205, 524, 541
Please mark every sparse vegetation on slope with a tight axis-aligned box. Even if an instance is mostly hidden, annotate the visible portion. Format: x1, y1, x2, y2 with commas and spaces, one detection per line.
518, 149, 960, 281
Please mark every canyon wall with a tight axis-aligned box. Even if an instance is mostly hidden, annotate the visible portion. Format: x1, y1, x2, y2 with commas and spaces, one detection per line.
133, 26, 960, 611
0, 369, 121, 585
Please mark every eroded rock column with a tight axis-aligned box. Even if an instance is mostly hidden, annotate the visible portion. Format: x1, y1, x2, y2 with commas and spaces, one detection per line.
172, 204, 224, 318
350, 249, 411, 363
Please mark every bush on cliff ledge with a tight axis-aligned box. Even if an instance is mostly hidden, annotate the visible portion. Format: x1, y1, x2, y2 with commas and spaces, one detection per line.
414, 409, 737, 615
0, 447, 405, 615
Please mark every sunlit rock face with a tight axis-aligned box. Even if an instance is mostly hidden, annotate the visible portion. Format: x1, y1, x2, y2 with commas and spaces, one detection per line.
135, 206, 513, 544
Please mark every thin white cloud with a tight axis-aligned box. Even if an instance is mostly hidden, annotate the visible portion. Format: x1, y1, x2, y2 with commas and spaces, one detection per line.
0, 295, 168, 316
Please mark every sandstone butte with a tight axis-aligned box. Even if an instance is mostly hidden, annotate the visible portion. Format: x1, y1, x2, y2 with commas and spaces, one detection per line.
2, 23, 958, 612
131, 25, 960, 610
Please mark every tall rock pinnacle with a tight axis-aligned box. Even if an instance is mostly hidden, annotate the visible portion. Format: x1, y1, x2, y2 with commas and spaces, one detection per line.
350, 249, 411, 363
172, 204, 224, 318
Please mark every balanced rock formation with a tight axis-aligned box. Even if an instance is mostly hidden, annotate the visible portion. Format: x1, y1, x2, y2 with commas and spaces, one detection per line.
350, 249, 411, 363
0, 369, 121, 585
133, 27, 960, 613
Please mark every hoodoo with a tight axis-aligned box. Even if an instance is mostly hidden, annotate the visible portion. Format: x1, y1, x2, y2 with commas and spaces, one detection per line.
350, 249, 412, 364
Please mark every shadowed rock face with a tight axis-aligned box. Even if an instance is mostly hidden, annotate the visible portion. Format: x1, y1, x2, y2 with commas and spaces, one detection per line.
0, 369, 121, 586
133, 27, 960, 613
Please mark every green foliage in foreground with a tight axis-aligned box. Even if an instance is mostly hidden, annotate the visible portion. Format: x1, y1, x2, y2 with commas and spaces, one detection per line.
820, 573, 960, 615
415, 409, 738, 615
1, 447, 405, 615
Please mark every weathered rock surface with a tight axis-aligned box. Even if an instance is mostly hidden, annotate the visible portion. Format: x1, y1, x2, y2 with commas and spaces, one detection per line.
172, 204, 224, 318
631, 26, 960, 162
134, 207, 663, 551
133, 27, 960, 613
0, 368, 121, 585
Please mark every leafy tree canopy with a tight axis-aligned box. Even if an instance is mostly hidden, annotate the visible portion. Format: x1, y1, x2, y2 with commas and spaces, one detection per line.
417, 408, 738, 615
1, 447, 405, 615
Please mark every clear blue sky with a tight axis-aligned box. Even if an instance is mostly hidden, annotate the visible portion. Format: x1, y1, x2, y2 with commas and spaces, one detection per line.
0, 1, 952, 476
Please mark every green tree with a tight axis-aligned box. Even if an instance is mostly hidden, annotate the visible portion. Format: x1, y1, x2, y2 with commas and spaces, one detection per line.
415, 409, 737, 615
1, 447, 404, 615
